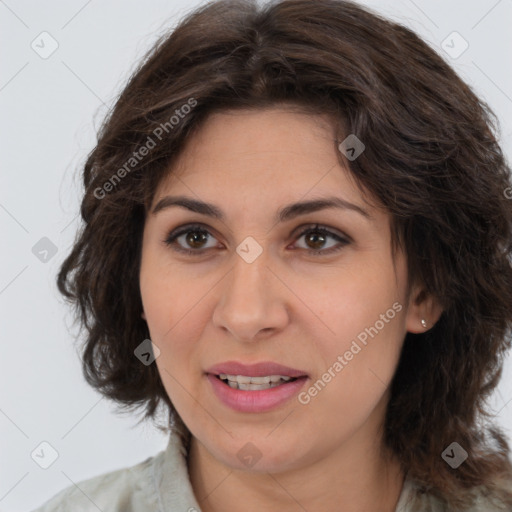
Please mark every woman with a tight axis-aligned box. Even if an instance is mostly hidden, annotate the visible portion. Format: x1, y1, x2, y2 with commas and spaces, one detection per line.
33, 0, 512, 510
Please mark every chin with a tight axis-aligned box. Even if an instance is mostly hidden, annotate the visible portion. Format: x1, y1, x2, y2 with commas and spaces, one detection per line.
207, 434, 306, 474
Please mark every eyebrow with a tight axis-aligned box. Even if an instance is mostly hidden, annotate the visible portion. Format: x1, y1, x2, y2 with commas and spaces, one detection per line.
151, 195, 372, 223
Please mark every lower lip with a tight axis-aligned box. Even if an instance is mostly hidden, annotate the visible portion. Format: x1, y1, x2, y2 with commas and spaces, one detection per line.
206, 374, 308, 413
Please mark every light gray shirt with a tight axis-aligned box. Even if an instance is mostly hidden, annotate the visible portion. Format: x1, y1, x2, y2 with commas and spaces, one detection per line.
31, 429, 511, 511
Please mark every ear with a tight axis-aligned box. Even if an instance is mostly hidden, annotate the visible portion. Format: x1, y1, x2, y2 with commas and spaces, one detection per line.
405, 284, 443, 333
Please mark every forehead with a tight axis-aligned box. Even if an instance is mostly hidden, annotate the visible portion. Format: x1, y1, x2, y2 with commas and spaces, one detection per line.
153, 108, 371, 209
182, 107, 338, 159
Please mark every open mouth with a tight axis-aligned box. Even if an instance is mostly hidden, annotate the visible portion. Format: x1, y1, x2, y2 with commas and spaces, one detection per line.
215, 373, 299, 391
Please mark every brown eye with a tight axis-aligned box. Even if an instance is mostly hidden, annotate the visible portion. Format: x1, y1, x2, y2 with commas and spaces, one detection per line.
185, 230, 209, 248
293, 224, 351, 255
164, 224, 219, 254
163, 223, 350, 257
304, 231, 327, 250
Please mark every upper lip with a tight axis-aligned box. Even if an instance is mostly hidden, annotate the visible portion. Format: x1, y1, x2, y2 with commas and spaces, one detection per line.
206, 361, 308, 378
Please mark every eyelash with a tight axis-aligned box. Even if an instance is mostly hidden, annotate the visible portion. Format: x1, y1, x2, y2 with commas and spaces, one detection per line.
163, 223, 351, 256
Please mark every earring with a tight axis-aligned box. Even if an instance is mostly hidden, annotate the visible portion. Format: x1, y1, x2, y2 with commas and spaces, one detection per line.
421, 319, 427, 328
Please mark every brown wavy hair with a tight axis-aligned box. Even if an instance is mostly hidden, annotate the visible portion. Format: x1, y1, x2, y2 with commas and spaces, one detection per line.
57, 0, 512, 508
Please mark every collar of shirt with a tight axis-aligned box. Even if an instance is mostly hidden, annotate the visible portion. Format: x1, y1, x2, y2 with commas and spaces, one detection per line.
153, 428, 202, 511
153, 429, 426, 512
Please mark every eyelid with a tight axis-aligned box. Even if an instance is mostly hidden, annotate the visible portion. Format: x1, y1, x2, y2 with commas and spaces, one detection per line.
163, 222, 222, 252
163, 222, 352, 255
289, 223, 352, 242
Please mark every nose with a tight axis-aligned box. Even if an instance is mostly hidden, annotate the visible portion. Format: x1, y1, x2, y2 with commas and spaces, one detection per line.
212, 247, 289, 342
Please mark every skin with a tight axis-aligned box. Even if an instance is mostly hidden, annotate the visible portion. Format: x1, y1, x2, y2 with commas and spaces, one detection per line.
139, 107, 443, 512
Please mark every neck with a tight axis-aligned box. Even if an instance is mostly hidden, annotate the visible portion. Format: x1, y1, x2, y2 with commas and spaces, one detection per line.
187, 428, 405, 512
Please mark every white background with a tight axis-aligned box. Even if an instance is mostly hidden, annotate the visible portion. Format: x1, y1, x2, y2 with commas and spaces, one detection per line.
1, 1, 512, 511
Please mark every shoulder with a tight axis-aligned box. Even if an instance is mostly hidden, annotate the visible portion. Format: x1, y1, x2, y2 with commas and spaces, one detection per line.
400, 476, 512, 512
466, 477, 512, 512
30, 451, 163, 512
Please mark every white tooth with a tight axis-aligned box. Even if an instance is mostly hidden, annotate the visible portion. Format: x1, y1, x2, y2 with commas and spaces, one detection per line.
248, 376, 271, 384
222, 374, 295, 386
227, 381, 238, 389
238, 382, 272, 391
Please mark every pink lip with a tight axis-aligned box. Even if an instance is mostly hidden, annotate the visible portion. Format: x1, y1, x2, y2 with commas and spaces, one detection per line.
206, 374, 309, 413
205, 360, 308, 378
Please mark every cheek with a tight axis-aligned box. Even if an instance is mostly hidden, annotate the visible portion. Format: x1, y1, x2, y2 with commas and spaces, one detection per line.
300, 319, 404, 444
140, 255, 205, 339
310, 264, 403, 345
151, 313, 204, 415
142, 282, 202, 372
140, 265, 199, 387
303, 261, 406, 408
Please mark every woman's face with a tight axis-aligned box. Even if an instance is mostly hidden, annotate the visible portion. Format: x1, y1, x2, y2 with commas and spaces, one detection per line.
139, 107, 426, 472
